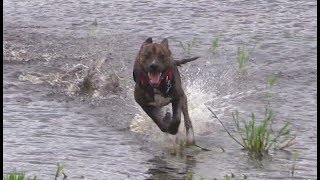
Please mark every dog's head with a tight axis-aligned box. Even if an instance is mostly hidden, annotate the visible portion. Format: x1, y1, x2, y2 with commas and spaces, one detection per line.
137, 37, 173, 87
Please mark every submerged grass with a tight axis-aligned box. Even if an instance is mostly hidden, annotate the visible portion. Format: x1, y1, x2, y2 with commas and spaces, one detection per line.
291, 151, 301, 176
237, 46, 249, 75
177, 38, 198, 56
55, 162, 67, 180
3, 163, 67, 180
184, 171, 194, 180
208, 106, 295, 157
89, 18, 98, 37
3, 172, 36, 180
224, 172, 248, 180
267, 73, 278, 88
210, 37, 220, 54
183, 171, 206, 180
207, 75, 295, 158
266, 73, 279, 106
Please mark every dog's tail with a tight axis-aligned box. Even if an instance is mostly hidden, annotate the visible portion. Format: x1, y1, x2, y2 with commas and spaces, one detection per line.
174, 56, 200, 66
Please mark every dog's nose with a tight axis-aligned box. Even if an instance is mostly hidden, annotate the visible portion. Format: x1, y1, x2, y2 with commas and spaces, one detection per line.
149, 63, 159, 71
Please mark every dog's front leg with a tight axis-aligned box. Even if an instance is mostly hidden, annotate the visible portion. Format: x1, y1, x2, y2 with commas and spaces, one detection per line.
142, 100, 182, 135
141, 106, 172, 133
167, 99, 182, 135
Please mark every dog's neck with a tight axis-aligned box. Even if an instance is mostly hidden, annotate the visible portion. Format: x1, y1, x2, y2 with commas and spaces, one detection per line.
139, 68, 173, 96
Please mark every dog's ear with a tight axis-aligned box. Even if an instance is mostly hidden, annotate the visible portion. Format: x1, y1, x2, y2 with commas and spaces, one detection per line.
140, 37, 153, 50
144, 37, 153, 44
161, 38, 169, 49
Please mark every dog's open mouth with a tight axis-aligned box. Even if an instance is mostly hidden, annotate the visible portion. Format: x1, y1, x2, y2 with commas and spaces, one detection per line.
148, 72, 162, 86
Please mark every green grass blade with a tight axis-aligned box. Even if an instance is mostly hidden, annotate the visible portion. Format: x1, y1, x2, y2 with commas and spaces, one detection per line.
207, 107, 245, 148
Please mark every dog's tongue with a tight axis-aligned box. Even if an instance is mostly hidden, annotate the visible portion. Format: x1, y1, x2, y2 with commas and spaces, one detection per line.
148, 72, 161, 85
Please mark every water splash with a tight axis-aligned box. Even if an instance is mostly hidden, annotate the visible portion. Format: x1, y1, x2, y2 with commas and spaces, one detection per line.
128, 63, 260, 146
184, 80, 220, 136
129, 78, 225, 145
17, 57, 124, 99
3, 41, 59, 62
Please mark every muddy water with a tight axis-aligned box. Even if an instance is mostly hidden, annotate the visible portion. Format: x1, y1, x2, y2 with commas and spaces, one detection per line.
3, 0, 317, 179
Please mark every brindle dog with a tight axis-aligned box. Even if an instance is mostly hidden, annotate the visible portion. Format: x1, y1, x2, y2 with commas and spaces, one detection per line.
133, 37, 199, 145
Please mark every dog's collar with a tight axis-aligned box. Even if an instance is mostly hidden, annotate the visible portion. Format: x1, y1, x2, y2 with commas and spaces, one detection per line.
138, 68, 173, 96
161, 68, 173, 96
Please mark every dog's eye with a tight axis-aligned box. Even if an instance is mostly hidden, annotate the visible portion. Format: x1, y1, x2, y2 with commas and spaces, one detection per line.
159, 54, 165, 59
143, 53, 151, 59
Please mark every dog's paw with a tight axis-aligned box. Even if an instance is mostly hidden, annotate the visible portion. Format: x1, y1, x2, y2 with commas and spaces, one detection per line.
164, 111, 171, 121
186, 129, 195, 146
147, 102, 157, 106
186, 138, 195, 146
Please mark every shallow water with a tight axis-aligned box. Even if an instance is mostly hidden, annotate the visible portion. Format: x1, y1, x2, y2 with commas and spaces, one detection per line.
3, 0, 317, 179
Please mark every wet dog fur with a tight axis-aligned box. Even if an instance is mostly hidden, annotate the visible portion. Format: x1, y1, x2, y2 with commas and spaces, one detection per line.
133, 37, 199, 145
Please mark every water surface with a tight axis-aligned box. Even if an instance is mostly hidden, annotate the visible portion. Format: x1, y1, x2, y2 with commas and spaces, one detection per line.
3, 0, 317, 179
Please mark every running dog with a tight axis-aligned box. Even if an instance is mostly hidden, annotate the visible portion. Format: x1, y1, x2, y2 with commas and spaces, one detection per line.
133, 37, 199, 145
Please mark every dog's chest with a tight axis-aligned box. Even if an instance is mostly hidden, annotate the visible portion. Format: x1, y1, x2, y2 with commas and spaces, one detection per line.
148, 88, 172, 107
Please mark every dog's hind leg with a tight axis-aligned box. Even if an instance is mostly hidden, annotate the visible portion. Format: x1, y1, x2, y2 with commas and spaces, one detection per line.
141, 106, 172, 133
181, 94, 195, 145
